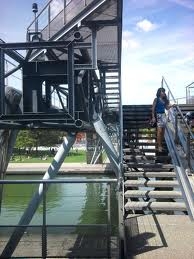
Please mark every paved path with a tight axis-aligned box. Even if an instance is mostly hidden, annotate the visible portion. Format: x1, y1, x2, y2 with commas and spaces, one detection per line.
126, 214, 194, 259
6, 163, 113, 174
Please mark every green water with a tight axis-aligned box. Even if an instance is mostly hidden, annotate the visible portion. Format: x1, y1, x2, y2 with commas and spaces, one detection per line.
0, 175, 118, 232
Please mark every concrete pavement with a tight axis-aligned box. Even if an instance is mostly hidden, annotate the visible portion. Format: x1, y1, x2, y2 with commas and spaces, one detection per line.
6, 162, 114, 174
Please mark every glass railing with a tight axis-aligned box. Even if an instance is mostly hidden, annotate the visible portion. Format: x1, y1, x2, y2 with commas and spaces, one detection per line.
0, 177, 118, 258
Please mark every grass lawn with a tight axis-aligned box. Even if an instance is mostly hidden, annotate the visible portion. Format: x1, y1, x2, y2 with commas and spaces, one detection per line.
10, 150, 86, 163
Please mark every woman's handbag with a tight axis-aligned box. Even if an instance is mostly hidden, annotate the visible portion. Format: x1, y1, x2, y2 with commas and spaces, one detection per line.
148, 117, 156, 128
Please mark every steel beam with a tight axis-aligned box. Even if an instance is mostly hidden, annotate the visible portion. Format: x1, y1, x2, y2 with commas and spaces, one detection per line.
92, 115, 121, 179
68, 44, 75, 117
0, 40, 70, 50
4, 64, 22, 78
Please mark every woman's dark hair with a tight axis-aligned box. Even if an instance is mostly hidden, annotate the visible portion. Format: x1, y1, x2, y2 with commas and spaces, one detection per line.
156, 87, 165, 97
156, 87, 169, 105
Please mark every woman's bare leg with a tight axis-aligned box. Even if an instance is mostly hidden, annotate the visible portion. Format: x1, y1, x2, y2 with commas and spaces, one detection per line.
157, 127, 165, 150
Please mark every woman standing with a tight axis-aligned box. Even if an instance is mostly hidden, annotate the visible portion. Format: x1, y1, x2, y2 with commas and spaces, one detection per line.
152, 87, 171, 152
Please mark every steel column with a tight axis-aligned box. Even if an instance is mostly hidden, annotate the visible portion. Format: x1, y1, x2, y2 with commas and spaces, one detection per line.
0, 48, 5, 115
92, 28, 97, 69
1, 133, 76, 258
68, 44, 75, 117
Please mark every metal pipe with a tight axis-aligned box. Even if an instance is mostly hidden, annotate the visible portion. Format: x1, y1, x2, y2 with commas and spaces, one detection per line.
1, 133, 76, 258
73, 31, 82, 41
75, 119, 92, 129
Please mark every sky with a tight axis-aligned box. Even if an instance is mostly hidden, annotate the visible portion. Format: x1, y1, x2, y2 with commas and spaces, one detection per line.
1, 0, 194, 104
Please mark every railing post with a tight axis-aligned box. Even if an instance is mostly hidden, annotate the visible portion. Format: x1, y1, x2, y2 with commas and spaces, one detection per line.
118, 180, 125, 259
107, 183, 111, 258
187, 132, 191, 170
42, 182, 47, 259
48, 4, 51, 39
174, 114, 179, 144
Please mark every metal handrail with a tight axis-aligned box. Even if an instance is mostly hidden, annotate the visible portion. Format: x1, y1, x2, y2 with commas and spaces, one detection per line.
0, 178, 117, 184
26, 0, 94, 40
165, 122, 194, 220
161, 77, 194, 219
162, 77, 194, 168
162, 76, 194, 139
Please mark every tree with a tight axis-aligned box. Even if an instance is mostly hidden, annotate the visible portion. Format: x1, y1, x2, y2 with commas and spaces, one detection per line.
15, 130, 35, 151
15, 129, 65, 154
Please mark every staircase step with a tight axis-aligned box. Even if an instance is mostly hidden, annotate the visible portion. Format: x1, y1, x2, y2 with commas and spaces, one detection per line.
123, 148, 145, 153
125, 201, 186, 211
124, 179, 179, 188
125, 190, 182, 199
124, 171, 176, 178
125, 162, 173, 169
123, 129, 156, 134
123, 124, 151, 129
123, 137, 157, 143
123, 148, 157, 153
123, 155, 171, 162
123, 155, 149, 160
127, 142, 157, 147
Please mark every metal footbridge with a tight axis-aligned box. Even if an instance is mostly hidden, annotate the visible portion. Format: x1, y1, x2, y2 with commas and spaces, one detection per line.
0, 1, 194, 258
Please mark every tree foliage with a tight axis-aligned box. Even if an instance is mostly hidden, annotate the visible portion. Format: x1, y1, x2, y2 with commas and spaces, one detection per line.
15, 129, 65, 151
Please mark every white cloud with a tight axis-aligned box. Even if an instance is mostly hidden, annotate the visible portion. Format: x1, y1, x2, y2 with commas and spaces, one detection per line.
122, 30, 140, 49
169, 0, 194, 10
136, 19, 158, 32
170, 56, 194, 66
121, 58, 194, 104
122, 1, 194, 104
121, 35, 194, 105
127, 0, 159, 9
121, 59, 162, 104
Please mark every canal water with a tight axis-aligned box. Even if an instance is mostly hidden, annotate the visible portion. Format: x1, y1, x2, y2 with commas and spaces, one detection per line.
0, 174, 118, 234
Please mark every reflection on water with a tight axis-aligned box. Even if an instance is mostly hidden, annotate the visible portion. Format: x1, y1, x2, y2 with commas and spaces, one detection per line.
0, 175, 118, 232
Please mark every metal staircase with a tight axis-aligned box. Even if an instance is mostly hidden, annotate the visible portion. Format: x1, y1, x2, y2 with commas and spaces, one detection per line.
103, 70, 120, 110
123, 105, 188, 217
